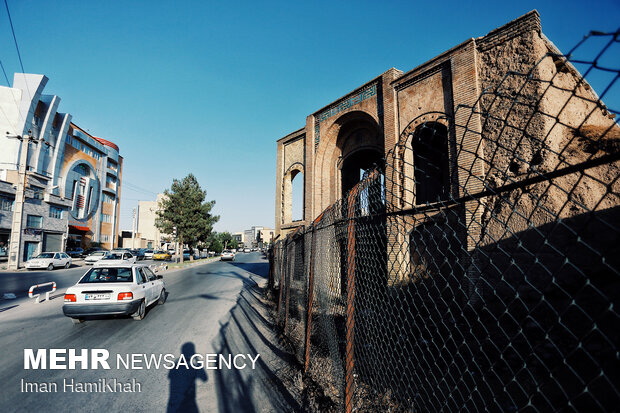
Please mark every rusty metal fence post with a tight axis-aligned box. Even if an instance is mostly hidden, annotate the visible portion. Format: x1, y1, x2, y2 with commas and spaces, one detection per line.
277, 240, 287, 320
345, 185, 360, 413
304, 224, 317, 373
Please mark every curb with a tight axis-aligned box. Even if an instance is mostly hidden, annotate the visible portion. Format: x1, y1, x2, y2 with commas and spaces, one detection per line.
162, 257, 221, 273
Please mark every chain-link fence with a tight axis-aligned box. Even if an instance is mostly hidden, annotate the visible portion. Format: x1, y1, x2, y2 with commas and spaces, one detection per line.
269, 30, 619, 412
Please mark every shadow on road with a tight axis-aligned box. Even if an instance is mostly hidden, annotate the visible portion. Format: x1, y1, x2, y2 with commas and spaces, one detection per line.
211, 273, 301, 413
227, 261, 269, 279
167, 342, 207, 413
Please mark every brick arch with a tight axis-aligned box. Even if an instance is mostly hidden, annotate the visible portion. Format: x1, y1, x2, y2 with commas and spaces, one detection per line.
313, 110, 382, 213
390, 112, 453, 209
281, 163, 305, 225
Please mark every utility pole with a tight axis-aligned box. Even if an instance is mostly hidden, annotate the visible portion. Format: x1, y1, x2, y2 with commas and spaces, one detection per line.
131, 208, 136, 249
7, 132, 39, 270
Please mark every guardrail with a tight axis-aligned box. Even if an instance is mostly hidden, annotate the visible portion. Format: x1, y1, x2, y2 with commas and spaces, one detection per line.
28, 282, 56, 303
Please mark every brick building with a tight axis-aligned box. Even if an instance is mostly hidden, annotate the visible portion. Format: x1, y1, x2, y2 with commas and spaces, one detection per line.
275, 11, 615, 240
275, 10, 617, 286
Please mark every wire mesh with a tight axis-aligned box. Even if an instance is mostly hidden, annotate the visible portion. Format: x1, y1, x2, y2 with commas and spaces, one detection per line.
269, 29, 619, 412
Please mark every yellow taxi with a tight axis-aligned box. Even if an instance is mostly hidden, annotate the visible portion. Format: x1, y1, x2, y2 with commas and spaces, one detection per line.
153, 250, 172, 261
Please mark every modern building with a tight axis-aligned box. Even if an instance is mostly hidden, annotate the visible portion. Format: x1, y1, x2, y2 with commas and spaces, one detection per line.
258, 228, 275, 248
232, 231, 244, 247
0, 73, 122, 265
136, 193, 166, 249
239, 226, 274, 248
243, 226, 263, 248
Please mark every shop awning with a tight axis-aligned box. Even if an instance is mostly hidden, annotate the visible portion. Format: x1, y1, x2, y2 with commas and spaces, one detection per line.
69, 225, 90, 232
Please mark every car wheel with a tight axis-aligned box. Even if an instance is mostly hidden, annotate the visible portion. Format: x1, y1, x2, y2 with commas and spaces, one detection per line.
47, 263, 54, 271
71, 318, 85, 324
132, 300, 145, 320
157, 289, 166, 305
64, 262, 70, 269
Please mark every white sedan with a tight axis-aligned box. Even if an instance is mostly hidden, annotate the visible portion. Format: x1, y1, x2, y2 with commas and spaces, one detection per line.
63, 264, 165, 324
25, 252, 72, 270
84, 251, 108, 265
221, 250, 235, 261
94, 251, 136, 267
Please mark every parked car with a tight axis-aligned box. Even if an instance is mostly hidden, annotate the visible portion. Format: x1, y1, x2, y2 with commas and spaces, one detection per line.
84, 251, 109, 265
25, 252, 72, 270
94, 251, 136, 267
62, 264, 166, 324
130, 249, 145, 261
143, 249, 154, 259
221, 250, 235, 261
67, 248, 84, 258
83, 247, 106, 256
244, 248, 251, 253
153, 250, 172, 261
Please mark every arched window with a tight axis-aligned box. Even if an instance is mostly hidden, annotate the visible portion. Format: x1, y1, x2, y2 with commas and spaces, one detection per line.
291, 171, 303, 221
412, 122, 449, 204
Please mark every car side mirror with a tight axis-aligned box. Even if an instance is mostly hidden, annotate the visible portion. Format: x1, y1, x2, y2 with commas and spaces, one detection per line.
157, 275, 163, 279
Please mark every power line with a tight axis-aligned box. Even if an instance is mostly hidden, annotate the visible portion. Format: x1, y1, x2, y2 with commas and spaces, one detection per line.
122, 180, 158, 196
3, 0, 32, 102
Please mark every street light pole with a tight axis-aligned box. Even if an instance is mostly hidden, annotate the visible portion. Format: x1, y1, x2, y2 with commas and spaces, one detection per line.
131, 208, 136, 249
7, 132, 39, 270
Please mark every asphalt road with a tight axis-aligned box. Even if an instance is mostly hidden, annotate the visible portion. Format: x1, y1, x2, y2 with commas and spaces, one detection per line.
0, 253, 300, 413
0, 259, 159, 301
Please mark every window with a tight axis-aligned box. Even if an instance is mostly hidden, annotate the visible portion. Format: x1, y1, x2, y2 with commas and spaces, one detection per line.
107, 160, 118, 172
26, 215, 42, 228
0, 196, 14, 211
136, 269, 146, 284
145, 267, 157, 281
66, 136, 72, 146
49, 206, 64, 219
101, 213, 112, 223
102, 193, 115, 204
411, 122, 449, 204
79, 267, 133, 283
32, 187, 44, 200
101, 234, 110, 242
86, 186, 93, 212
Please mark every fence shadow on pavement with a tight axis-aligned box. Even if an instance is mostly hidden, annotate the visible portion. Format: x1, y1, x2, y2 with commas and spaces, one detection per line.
211, 274, 303, 413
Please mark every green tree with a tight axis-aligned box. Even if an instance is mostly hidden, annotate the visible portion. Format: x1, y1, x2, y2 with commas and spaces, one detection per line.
155, 174, 219, 263
218, 232, 233, 250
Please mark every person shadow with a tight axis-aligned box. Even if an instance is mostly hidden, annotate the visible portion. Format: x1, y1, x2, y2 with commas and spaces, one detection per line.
167, 342, 207, 413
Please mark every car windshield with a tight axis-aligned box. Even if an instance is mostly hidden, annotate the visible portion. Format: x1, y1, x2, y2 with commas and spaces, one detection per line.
79, 267, 133, 283
103, 253, 124, 260
34, 253, 55, 259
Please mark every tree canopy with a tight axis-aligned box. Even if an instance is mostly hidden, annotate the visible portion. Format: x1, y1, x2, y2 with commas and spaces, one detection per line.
155, 174, 219, 262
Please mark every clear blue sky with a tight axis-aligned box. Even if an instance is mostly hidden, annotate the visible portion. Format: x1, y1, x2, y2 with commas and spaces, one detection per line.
1, 0, 618, 232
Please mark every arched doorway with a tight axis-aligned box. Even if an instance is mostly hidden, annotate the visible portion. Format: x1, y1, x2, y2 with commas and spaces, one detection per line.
335, 113, 384, 197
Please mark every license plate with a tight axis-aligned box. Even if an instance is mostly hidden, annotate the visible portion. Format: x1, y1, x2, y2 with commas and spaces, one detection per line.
85, 294, 110, 300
